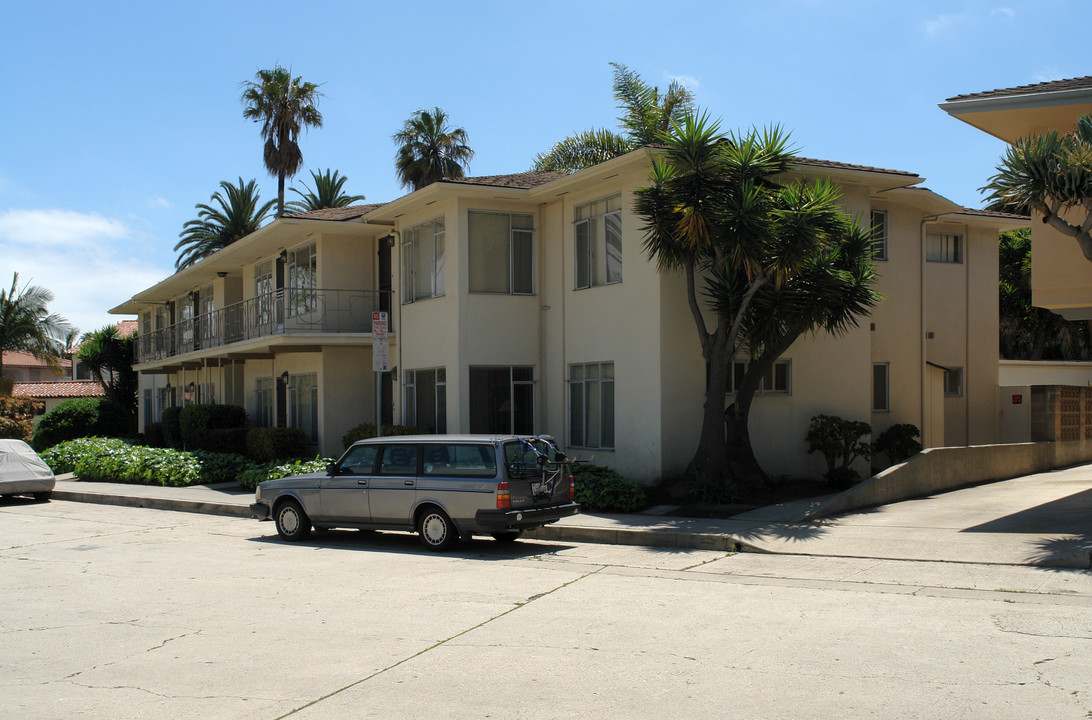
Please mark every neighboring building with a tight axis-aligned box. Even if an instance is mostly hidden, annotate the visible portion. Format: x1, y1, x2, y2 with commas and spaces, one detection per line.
11, 379, 104, 420
1, 351, 71, 382
110, 150, 1023, 482
941, 76, 1092, 320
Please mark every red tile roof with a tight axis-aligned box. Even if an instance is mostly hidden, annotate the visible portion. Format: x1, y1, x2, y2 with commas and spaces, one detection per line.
1, 351, 72, 370
945, 76, 1092, 103
12, 380, 104, 399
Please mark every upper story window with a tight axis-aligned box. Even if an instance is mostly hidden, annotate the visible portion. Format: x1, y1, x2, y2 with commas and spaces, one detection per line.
575, 195, 622, 289
871, 210, 888, 261
403, 218, 445, 303
469, 211, 534, 294
255, 260, 274, 326
287, 243, 317, 316
944, 367, 964, 397
926, 232, 963, 263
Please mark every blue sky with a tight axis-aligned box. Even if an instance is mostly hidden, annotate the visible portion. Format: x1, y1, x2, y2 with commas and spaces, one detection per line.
1, 0, 1087, 333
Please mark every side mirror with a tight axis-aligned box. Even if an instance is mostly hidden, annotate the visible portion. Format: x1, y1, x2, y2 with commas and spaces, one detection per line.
326, 462, 339, 476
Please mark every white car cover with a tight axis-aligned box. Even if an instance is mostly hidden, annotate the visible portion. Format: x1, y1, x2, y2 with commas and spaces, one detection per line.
0, 439, 56, 495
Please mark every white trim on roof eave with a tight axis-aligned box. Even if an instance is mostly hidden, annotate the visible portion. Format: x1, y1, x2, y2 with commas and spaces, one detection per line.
939, 86, 1092, 116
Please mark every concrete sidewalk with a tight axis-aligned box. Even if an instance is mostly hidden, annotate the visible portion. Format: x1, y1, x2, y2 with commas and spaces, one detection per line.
49, 464, 1092, 568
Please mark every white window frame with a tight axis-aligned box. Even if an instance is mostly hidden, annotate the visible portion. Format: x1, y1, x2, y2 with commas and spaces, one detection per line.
254, 260, 274, 327
402, 217, 445, 303
873, 362, 890, 412
729, 359, 792, 396
944, 367, 964, 397
468, 210, 534, 295
871, 210, 888, 261
404, 368, 446, 433
286, 243, 317, 317
926, 232, 963, 263
575, 195, 623, 289
568, 361, 615, 449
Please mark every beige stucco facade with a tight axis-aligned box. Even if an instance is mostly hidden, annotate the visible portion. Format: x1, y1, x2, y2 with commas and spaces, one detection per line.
113, 148, 1022, 483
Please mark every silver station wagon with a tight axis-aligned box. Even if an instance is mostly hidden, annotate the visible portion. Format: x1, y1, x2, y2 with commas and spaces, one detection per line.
250, 434, 580, 551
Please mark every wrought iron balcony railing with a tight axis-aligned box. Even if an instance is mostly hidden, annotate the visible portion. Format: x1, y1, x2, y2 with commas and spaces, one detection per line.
137, 288, 391, 364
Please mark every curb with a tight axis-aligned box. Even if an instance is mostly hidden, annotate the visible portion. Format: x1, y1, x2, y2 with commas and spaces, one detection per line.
51, 489, 253, 519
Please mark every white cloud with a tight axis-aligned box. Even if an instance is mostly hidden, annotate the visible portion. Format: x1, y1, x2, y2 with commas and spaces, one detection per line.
921, 13, 963, 38
149, 197, 172, 210
668, 74, 700, 90
991, 7, 1015, 19
0, 209, 130, 248
0, 208, 172, 334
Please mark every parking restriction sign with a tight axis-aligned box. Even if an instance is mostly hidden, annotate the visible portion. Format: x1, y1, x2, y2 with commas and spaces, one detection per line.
372, 311, 388, 339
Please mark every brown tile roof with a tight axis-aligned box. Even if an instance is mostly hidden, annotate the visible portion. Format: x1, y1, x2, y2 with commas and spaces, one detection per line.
441, 170, 571, 189
954, 207, 1029, 220
283, 204, 388, 221
946, 76, 1092, 103
1, 351, 72, 370
795, 157, 919, 178
114, 320, 138, 338
12, 380, 104, 399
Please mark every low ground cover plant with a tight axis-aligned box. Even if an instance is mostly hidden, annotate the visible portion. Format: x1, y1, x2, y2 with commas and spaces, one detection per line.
40, 437, 328, 489
572, 463, 646, 512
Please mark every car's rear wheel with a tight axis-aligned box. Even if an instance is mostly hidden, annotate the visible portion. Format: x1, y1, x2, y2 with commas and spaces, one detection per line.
33, 491, 52, 501
275, 499, 312, 541
418, 508, 457, 552
491, 530, 522, 543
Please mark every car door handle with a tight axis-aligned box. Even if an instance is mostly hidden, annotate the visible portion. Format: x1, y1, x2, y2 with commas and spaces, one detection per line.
404, 480, 415, 486
357, 479, 368, 486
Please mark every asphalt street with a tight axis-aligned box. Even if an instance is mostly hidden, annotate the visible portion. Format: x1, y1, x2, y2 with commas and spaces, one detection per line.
2, 499, 1090, 719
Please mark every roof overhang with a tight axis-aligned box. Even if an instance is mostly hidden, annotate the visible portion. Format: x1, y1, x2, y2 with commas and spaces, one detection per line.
940, 88, 1092, 142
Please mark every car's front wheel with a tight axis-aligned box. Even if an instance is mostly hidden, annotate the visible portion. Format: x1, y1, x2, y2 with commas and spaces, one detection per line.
275, 499, 312, 541
418, 508, 457, 552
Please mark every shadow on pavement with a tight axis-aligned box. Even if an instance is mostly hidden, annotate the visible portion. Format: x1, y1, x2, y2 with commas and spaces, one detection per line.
960, 488, 1092, 534
248, 528, 579, 559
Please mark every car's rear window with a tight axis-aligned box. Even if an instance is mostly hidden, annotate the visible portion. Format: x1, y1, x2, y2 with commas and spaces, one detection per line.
421, 444, 497, 477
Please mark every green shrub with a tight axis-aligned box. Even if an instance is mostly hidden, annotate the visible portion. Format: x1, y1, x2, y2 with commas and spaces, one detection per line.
0, 395, 40, 441
39, 437, 251, 487
179, 403, 248, 454
805, 414, 872, 489
341, 423, 422, 449
31, 398, 130, 451
873, 423, 922, 466
687, 471, 739, 504
144, 422, 165, 448
161, 406, 182, 449
246, 426, 308, 463
572, 463, 646, 513
236, 457, 332, 489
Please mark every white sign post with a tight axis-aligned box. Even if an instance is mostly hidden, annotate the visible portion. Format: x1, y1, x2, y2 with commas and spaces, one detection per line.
372, 312, 390, 436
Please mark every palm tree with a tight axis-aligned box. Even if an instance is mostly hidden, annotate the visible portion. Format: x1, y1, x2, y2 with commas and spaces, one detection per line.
77, 325, 138, 424
240, 65, 324, 217
633, 113, 880, 492
393, 107, 474, 191
174, 178, 274, 270
285, 168, 365, 213
533, 62, 695, 172
982, 114, 1092, 261
0, 272, 73, 382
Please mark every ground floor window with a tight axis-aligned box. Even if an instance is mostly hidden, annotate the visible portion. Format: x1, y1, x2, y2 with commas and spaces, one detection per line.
568, 362, 614, 449
155, 386, 172, 422
470, 366, 534, 435
873, 363, 890, 412
944, 367, 964, 397
405, 368, 446, 433
255, 377, 273, 428
287, 373, 319, 442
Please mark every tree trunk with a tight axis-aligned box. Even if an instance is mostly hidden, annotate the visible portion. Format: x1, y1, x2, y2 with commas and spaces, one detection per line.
685, 337, 731, 488
724, 362, 767, 493
277, 172, 286, 218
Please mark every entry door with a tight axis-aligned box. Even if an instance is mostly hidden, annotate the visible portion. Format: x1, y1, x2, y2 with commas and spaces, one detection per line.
368, 444, 418, 526
319, 445, 378, 522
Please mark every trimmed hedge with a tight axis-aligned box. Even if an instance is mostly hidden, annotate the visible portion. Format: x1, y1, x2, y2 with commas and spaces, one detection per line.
179, 403, 248, 454
236, 457, 331, 489
572, 463, 646, 513
246, 426, 308, 463
31, 398, 130, 451
341, 423, 422, 450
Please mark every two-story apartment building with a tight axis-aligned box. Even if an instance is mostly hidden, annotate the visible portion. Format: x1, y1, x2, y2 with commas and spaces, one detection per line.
112, 148, 1023, 482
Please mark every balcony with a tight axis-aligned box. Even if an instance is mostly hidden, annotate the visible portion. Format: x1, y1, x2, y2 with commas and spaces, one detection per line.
138, 288, 391, 364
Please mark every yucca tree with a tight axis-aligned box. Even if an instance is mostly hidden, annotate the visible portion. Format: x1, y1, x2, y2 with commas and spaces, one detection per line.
77, 325, 138, 423
174, 178, 274, 270
634, 114, 881, 491
983, 114, 1092, 261
393, 107, 474, 191
241, 65, 324, 217
285, 168, 365, 213
533, 62, 695, 172
0, 272, 73, 381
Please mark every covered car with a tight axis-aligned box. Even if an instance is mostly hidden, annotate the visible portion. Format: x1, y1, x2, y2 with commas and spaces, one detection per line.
0, 439, 56, 501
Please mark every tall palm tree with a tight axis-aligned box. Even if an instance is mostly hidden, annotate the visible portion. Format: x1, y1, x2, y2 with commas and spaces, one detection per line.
285, 168, 365, 213
174, 178, 274, 270
240, 65, 324, 217
533, 62, 695, 172
0, 272, 73, 381
393, 107, 474, 191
